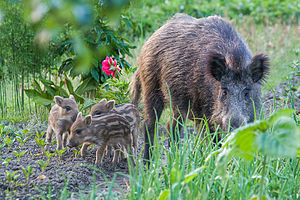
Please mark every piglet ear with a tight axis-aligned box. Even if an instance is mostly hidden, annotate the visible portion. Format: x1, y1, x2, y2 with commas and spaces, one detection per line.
54, 96, 63, 106
69, 95, 75, 100
106, 100, 115, 110
208, 53, 228, 81
248, 53, 270, 82
76, 112, 82, 121
99, 98, 107, 104
83, 115, 92, 125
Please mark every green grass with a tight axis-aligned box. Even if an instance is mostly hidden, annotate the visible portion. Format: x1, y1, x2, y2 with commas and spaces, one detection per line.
0, 75, 298, 200
57, 105, 298, 199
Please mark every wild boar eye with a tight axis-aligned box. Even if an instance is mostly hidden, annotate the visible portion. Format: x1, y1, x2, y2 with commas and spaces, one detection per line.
243, 89, 251, 99
93, 111, 102, 115
65, 106, 71, 111
76, 130, 83, 135
222, 89, 228, 97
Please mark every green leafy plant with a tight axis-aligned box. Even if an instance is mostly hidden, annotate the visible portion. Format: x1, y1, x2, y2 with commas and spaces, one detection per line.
21, 0, 135, 102
12, 150, 27, 162
5, 170, 20, 187
34, 131, 46, 150
2, 158, 12, 167
37, 160, 49, 173
16, 135, 30, 146
55, 148, 66, 161
4, 136, 15, 151
35, 136, 46, 150
214, 109, 300, 199
21, 165, 33, 185
72, 148, 79, 159
44, 151, 55, 161
15, 129, 30, 146
98, 66, 136, 104
25, 77, 85, 109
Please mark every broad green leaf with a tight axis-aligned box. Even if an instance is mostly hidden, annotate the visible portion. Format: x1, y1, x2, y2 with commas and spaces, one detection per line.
56, 86, 69, 97
223, 120, 267, 147
273, 116, 297, 132
223, 120, 267, 159
40, 78, 55, 86
25, 89, 41, 98
256, 116, 299, 158
158, 189, 170, 200
33, 80, 43, 93
64, 76, 74, 94
40, 79, 56, 96
91, 69, 100, 82
268, 109, 295, 126
75, 77, 98, 95
33, 96, 53, 106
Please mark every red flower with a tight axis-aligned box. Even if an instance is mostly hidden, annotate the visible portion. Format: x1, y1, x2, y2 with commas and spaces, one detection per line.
102, 57, 120, 78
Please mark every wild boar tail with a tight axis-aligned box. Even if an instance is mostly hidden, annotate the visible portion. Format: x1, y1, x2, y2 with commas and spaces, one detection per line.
130, 70, 141, 106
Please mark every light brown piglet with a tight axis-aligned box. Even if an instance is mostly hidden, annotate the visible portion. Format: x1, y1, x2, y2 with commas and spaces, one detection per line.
44, 95, 79, 151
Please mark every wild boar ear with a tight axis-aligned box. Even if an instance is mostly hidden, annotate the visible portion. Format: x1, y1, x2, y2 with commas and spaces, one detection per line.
69, 95, 75, 100
99, 98, 107, 104
83, 115, 92, 125
106, 100, 115, 110
54, 96, 63, 106
208, 53, 228, 81
248, 53, 270, 83
76, 112, 82, 121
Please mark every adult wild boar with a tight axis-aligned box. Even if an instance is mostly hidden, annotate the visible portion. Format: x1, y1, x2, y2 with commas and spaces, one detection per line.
131, 14, 269, 161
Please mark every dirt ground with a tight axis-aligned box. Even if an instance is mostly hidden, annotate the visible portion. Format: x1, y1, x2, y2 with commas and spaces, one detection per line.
0, 74, 299, 199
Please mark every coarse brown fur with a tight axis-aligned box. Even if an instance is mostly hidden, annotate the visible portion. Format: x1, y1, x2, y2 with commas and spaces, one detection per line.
67, 112, 134, 165
45, 95, 79, 151
131, 14, 270, 162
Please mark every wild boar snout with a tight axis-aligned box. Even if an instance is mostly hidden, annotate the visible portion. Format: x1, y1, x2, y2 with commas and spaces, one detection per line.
66, 139, 79, 148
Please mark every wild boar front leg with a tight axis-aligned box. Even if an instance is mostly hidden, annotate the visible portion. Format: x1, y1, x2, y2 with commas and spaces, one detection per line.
56, 120, 66, 150
56, 131, 64, 150
62, 132, 69, 149
95, 144, 106, 165
44, 126, 54, 151
80, 143, 91, 158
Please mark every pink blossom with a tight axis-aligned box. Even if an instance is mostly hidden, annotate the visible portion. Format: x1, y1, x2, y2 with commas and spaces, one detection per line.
102, 57, 120, 78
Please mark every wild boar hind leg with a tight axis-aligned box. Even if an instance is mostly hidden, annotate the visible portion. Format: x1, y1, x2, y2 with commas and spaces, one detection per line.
95, 143, 107, 165
44, 125, 54, 151
167, 107, 186, 147
143, 89, 165, 162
